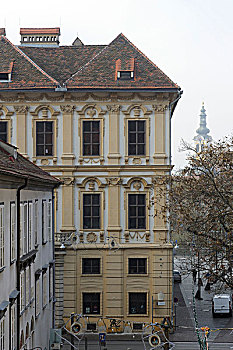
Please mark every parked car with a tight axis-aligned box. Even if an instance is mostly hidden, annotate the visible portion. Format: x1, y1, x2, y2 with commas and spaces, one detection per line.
212, 294, 232, 317
173, 270, 182, 283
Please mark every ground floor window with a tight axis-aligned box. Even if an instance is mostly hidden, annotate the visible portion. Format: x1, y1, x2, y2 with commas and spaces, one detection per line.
129, 292, 147, 314
83, 293, 100, 314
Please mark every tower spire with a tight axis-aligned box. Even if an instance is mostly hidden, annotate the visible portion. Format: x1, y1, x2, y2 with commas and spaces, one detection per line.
194, 103, 212, 152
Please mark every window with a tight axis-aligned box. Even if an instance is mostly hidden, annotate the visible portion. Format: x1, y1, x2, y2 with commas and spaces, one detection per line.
34, 200, 38, 247
28, 202, 33, 251
20, 271, 25, 312
0, 318, 5, 350
42, 271, 47, 308
128, 120, 145, 156
10, 202, 16, 262
128, 258, 147, 274
48, 200, 52, 242
11, 303, 16, 350
129, 292, 147, 314
23, 203, 28, 255
83, 293, 100, 314
0, 73, 8, 81
82, 258, 100, 274
128, 194, 146, 229
117, 71, 134, 80
87, 323, 96, 331
83, 121, 100, 156
36, 121, 53, 156
42, 200, 47, 244
83, 194, 100, 229
25, 268, 30, 307
49, 264, 53, 301
0, 205, 4, 269
20, 203, 23, 256
35, 273, 40, 317
0, 122, 7, 142
29, 265, 33, 303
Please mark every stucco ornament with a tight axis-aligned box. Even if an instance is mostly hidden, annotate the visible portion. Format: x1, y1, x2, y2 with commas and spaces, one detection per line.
60, 105, 75, 113
14, 105, 28, 114
107, 104, 121, 113
152, 104, 168, 112
86, 232, 97, 243
133, 181, 142, 191
88, 181, 96, 191
86, 107, 96, 117
106, 177, 122, 186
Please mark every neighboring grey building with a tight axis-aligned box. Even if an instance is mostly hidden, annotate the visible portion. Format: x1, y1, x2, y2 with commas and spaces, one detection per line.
194, 103, 212, 152
0, 140, 60, 349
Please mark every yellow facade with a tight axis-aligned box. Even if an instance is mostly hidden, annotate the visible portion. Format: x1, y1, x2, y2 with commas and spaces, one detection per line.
0, 90, 178, 332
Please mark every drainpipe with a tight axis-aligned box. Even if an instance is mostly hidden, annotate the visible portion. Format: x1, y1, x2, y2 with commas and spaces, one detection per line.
52, 188, 55, 329
168, 90, 183, 330
16, 178, 28, 350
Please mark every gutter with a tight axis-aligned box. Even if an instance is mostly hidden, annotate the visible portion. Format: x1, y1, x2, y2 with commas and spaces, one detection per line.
16, 178, 28, 350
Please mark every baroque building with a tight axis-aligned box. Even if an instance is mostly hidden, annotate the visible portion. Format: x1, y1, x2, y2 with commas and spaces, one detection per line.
0, 28, 182, 334
0, 140, 60, 349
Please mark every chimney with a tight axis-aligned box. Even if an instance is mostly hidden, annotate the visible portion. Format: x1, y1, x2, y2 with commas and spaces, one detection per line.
0, 28, 6, 36
19, 27, 60, 47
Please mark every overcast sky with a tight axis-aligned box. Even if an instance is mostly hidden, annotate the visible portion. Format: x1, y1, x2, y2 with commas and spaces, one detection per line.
1, 0, 232, 168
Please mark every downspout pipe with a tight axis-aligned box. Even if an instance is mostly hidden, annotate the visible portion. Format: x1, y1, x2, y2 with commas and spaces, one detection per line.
16, 178, 28, 350
52, 188, 55, 329
168, 90, 183, 330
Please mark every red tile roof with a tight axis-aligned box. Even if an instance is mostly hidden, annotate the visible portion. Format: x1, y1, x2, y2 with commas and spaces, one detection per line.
20, 27, 60, 35
0, 140, 60, 186
0, 33, 180, 91
0, 36, 59, 89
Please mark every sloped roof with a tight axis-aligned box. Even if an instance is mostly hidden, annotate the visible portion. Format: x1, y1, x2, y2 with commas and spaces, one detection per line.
0, 35, 59, 90
65, 34, 179, 89
20, 45, 105, 84
0, 140, 60, 186
1, 33, 180, 91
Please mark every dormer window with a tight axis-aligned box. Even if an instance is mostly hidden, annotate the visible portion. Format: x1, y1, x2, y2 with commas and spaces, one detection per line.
0, 61, 13, 82
115, 58, 135, 81
117, 71, 134, 80
0, 73, 9, 81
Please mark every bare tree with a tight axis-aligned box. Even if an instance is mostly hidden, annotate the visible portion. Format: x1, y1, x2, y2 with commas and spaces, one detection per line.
155, 136, 233, 289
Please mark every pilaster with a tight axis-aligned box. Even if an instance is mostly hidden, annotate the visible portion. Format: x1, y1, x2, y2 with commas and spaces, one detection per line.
15, 105, 28, 157
60, 105, 75, 165
153, 104, 167, 165
60, 175, 76, 232
107, 105, 121, 164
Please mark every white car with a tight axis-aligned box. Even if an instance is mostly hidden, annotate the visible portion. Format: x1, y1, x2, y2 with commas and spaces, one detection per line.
212, 294, 232, 317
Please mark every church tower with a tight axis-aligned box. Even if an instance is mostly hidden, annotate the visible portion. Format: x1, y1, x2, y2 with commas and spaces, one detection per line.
194, 103, 212, 152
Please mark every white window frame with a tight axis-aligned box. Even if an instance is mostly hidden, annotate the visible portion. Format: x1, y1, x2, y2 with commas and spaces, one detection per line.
34, 200, 38, 247
42, 200, 47, 244
10, 202, 16, 262
20, 203, 24, 257
35, 274, 40, 318
23, 202, 28, 255
20, 271, 25, 313
28, 202, 33, 252
0, 317, 5, 350
48, 200, 52, 242
0, 204, 4, 269
11, 303, 16, 350
42, 271, 47, 308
